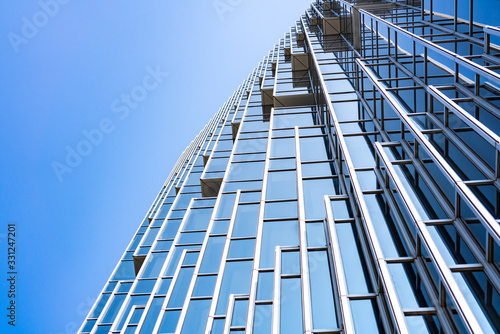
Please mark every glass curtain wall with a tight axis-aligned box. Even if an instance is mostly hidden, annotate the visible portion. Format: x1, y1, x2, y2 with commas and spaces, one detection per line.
80, 1, 500, 333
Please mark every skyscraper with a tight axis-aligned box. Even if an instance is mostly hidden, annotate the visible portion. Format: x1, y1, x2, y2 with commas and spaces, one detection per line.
79, 0, 500, 333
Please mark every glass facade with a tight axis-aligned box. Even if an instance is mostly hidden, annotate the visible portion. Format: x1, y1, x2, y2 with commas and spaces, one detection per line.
79, 1, 500, 333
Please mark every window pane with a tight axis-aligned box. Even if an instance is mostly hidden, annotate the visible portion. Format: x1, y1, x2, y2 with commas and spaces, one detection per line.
270, 137, 295, 158
157, 278, 172, 295
269, 158, 296, 170
231, 299, 249, 327
301, 162, 335, 177
158, 310, 181, 334
264, 201, 297, 219
303, 179, 336, 219
266, 171, 297, 200
141, 253, 168, 278
192, 275, 218, 297
228, 239, 256, 259
256, 271, 274, 301
116, 295, 150, 331
282, 251, 300, 275
280, 278, 303, 334
306, 222, 326, 247
253, 304, 273, 334
232, 204, 260, 238
178, 232, 205, 245
260, 220, 299, 268
350, 299, 383, 333
183, 208, 213, 231
215, 193, 236, 219
235, 138, 268, 153
200, 236, 226, 274
101, 294, 127, 323
227, 161, 265, 181
308, 251, 337, 329
89, 294, 110, 318
180, 299, 212, 334
216, 261, 253, 314
159, 220, 181, 240
167, 267, 195, 308
300, 137, 329, 162
112, 261, 135, 281
336, 223, 372, 294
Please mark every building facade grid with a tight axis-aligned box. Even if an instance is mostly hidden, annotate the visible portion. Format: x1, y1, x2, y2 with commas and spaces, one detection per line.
79, 1, 500, 333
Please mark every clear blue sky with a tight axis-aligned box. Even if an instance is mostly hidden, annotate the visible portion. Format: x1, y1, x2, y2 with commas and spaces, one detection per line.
0, 1, 311, 333
0, 1, 497, 333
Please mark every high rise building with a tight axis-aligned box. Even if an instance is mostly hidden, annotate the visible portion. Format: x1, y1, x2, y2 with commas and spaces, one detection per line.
79, 1, 500, 333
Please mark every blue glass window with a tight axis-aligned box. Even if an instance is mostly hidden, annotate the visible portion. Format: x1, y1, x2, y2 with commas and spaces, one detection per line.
308, 251, 337, 329
211, 220, 230, 235
116, 295, 149, 331
159, 220, 181, 240
231, 299, 249, 327
336, 222, 372, 294
274, 112, 314, 128
167, 267, 195, 308
301, 162, 335, 177
306, 222, 326, 247
192, 275, 217, 297
266, 171, 297, 200
129, 308, 143, 324
280, 278, 303, 334
215, 193, 237, 219
264, 201, 297, 219
101, 294, 127, 323
154, 240, 173, 251
270, 137, 296, 158
200, 236, 226, 274
90, 294, 111, 318
112, 261, 136, 281
303, 178, 336, 219
183, 208, 213, 231
239, 191, 261, 203
232, 204, 260, 238
157, 278, 172, 295
300, 136, 329, 161
82, 319, 96, 333
141, 252, 168, 278
281, 251, 300, 275
216, 260, 253, 314
253, 304, 273, 333
228, 238, 256, 259
256, 271, 274, 301
227, 161, 265, 181
94, 325, 112, 334
212, 318, 226, 334
260, 220, 299, 268
350, 299, 383, 333
235, 138, 268, 153
269, 158, 296, 170
133, 279, 156, 294
164, 245, 199, 276
158, 310, 181, 334
178, 232, 205, 245
180, 299, 212, 334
